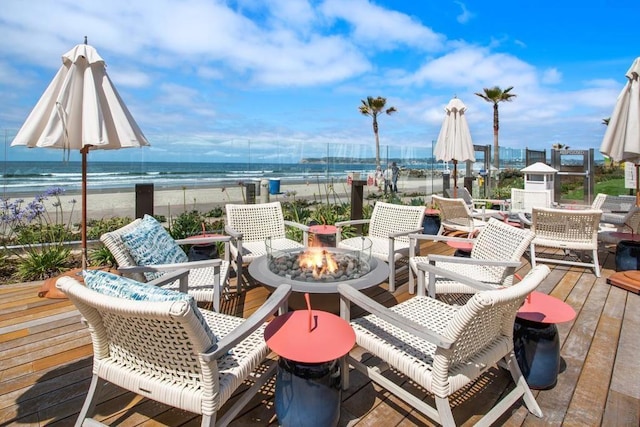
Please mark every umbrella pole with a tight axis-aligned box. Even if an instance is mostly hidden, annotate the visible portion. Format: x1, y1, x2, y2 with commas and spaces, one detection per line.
81, 147, 88, 270
636, 164, 640, 207
453, 160, 458, 198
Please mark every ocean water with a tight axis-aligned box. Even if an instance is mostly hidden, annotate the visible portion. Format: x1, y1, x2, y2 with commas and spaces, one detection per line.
2, 160, 441, 196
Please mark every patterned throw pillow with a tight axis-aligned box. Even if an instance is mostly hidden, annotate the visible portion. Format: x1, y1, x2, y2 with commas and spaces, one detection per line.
83, 269, 190, 302
121, 215, 188, 281
83, 270, 217, 343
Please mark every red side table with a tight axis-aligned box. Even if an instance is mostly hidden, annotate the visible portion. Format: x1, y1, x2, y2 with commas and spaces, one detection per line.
447, 240, 474, 257
514, 291, 576, 389
265, 302, 355, 427
184, 233, 224, 261
309, 224, 337, 247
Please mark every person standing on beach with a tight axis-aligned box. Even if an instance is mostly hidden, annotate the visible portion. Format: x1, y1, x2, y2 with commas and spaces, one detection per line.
391, 162, 400, 192
375, 166, 384, 191
383, 165, 393, 194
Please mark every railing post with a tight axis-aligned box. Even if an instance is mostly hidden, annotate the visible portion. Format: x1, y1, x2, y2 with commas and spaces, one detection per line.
350, 179, 367, 234
135, 183, 154, 218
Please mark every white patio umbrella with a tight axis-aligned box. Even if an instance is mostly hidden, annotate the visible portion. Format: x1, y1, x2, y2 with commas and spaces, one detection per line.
600, 57, 640, 206
11, 39, 150, 269
434, 97, 476, 198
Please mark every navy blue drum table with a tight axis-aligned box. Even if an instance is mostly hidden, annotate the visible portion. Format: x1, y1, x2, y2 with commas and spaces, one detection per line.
264, 303, 355, 427
513, 291, 576, 390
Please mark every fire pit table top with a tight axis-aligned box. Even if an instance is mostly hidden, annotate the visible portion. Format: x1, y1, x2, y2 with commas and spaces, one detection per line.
248, 248, 389, 294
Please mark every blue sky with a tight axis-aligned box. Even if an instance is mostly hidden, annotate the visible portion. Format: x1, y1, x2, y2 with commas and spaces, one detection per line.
0, 0, 638, 164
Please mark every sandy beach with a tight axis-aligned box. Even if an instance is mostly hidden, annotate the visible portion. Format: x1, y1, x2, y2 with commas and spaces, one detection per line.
42, 175, 444, 223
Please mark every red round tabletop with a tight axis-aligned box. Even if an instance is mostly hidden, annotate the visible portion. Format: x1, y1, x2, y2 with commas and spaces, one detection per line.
517, 291, 576, 324
425, 208, 440, 216
446, 240, 474, 251
309, 224, 338, 235
264, 310, 355, 363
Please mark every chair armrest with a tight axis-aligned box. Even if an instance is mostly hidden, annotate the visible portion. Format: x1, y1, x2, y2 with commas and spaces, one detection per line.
118, 258, 223, 274
224, 225, 243, 239
175, 235, 231, 245
337, 283, 453, 349
416, 262, 501, 293
146, 269, 191, 287
409, 233, 474, 244
201, 284, 292, 361
335, 219, 370, 228
389, 227, 424, 239
426, 254, 521, 268
283, 220, 310, 232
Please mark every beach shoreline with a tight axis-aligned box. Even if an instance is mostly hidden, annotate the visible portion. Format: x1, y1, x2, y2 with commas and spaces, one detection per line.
16, 176, 443, 224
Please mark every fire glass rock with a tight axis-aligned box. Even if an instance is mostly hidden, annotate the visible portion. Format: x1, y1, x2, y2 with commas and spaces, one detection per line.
268, 249, 370, 283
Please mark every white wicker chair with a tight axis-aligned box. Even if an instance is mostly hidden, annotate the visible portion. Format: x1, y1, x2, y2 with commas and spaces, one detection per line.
408, 217, 535, 296
57, 272, 291, 427
508, 188, 553, 226
335, 201, 425, 292
432, 194, 488, 238
530, 207, 603, 277
338, 264, 550, 427
101, 218, 231, 312
225, 202, 308, 289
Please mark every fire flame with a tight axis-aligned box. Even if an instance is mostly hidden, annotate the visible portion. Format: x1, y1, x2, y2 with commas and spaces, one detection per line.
298, 247, 339, 279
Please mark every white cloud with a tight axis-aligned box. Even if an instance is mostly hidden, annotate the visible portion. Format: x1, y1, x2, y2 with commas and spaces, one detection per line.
320, 0, 443, 51
454, 2, 474, 24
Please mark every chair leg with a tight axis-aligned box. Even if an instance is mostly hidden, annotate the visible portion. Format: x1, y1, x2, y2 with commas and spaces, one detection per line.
75, 375, 106, 427
388, 255, 396, 292
435, 396, 456, 427
592, 249, 601, 277
505, 352, 543, 417
408, 263, 416, 294
529, 243, 537, 268
201, 415, 216, 427
340, 355, 350, 390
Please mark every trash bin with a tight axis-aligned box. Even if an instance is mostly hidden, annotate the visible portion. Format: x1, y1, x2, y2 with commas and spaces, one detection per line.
269, 178, 281, 195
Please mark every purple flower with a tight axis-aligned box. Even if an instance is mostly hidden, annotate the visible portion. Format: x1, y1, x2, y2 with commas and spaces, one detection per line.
45, 187, 65, 197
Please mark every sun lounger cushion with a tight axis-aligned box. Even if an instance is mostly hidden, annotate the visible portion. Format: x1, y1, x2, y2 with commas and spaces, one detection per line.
120, 215, 188, 280
83, 269, 218, 342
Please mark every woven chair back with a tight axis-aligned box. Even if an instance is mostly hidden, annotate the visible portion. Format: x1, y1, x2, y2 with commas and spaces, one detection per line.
368, 202, 425, 243
225, 202, 287, 242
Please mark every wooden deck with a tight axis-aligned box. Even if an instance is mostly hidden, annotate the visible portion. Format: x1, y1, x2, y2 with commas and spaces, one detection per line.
1, 240, 639, 426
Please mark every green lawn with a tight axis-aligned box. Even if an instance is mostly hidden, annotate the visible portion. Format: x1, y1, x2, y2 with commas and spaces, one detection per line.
564, 177, 632, 200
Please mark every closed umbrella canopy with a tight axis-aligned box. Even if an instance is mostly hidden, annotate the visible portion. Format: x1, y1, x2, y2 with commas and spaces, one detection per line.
11, 40, 150, 268
600, 57, 640, 206
434, 97, 475, 197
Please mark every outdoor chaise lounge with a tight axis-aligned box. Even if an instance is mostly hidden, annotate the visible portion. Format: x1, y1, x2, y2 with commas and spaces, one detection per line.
335, 201, 425, 292
338, 263, 550, 426
100, 214, 231, 312
57, 269, 291, 427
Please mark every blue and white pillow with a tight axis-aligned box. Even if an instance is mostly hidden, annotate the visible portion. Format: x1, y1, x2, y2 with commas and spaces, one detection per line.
83, 269, 190, 302
83, 270, 217, 344
121, 215, 188, 281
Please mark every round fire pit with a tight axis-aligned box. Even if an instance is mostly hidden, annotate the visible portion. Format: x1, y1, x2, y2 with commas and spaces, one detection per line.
249, 248, 389, 294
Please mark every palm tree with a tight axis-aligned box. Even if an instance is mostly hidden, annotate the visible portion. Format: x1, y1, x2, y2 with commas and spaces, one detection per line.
475, 86, 517, 170
359, 96, 397, 168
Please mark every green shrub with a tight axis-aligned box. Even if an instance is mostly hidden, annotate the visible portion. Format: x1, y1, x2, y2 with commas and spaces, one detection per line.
16, 245, 72, 281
